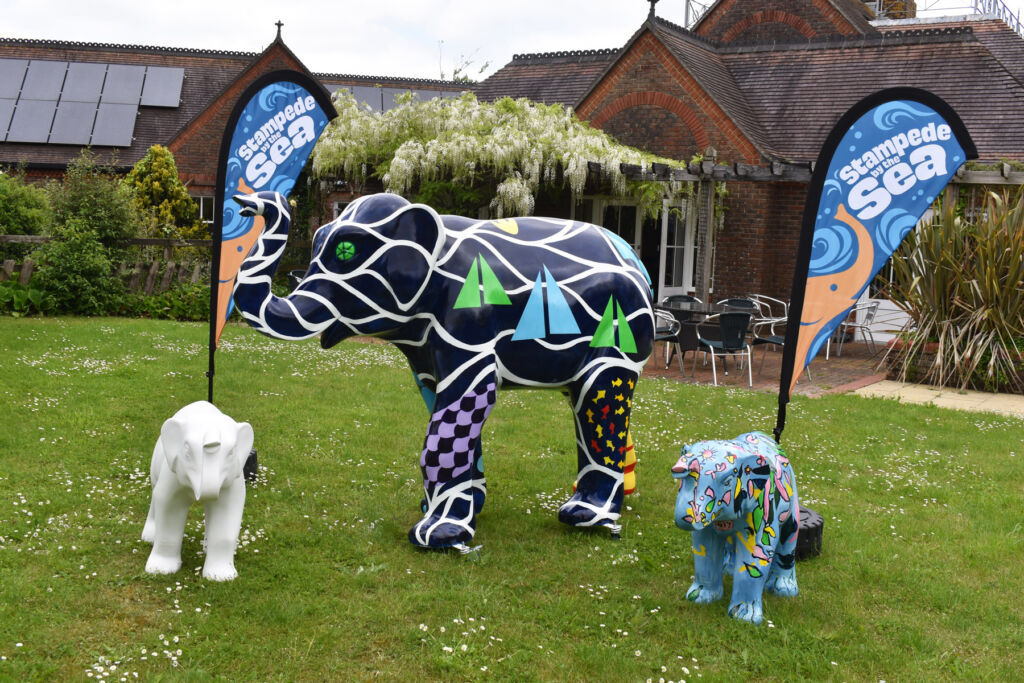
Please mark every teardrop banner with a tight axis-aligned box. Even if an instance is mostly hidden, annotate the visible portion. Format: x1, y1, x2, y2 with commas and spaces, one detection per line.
207, 70, 337, 402
774, 88, 976, 441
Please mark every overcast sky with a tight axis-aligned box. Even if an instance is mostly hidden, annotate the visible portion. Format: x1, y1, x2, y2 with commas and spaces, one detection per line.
5, 0, 1023, 80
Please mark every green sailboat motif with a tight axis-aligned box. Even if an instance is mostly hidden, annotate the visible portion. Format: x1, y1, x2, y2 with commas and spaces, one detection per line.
589, 295, 638, 353
454, 255, 512, 309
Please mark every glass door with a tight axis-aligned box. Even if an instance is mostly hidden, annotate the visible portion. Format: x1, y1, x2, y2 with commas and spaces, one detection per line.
658, 197, 697, 301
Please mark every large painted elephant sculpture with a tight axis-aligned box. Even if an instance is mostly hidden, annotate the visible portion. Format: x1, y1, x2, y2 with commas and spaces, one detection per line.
231, 191, 655, 549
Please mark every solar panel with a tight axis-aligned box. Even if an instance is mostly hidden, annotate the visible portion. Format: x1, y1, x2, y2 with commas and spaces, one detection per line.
61, 62, 106, 103
7, 99, 58, 143
21, 60, 67, 100
0, 59, 28, 98
381, 87, 410, 111
48, 100, 97, 144
90, 102, 136, 146
140, 66, 184, 107
0, 99, 16, 141
349, 85, 383, 111
100, 64, 145, 105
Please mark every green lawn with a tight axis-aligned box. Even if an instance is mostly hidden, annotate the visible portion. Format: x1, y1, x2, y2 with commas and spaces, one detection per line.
1, 318, 1022, 681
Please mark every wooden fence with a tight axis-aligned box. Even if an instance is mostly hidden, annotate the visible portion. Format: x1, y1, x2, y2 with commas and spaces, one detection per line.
0, 236, 212, 295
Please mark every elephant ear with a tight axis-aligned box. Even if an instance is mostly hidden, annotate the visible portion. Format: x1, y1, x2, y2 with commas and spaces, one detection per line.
372, 204, 443, 305
160, 417, 187, 474
233, 422, 255, 480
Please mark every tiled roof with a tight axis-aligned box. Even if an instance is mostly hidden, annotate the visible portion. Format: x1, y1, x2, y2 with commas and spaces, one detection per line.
317, 72, 472, 90
876, 15, 1024, 84
473, 49, 618, 105
723, 25, 1024, 162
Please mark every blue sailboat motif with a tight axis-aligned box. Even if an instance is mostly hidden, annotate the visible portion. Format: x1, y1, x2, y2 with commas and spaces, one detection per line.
511, 266, 581, 341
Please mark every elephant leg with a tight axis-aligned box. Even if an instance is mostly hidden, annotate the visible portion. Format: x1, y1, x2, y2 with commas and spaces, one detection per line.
766, 504, 799, 597
557, 367, 638, 531
202, 479, 245, 581
141, 498, 157, 543
145, 481, 192, 575
410, 380, 496, 549
687, 528, 725, 603
413, 372, 486, 515
728, 528, 772, 624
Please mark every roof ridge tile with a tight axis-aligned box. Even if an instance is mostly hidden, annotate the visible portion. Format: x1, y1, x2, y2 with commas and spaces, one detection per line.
0, 36, 258, 59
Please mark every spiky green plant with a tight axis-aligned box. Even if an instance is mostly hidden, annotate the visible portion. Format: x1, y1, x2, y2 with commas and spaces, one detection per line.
885, 189, 1024, 392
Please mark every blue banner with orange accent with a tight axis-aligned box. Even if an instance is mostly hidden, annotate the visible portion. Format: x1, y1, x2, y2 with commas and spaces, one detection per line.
775, 89, 976, 440
208, 70, 336, 401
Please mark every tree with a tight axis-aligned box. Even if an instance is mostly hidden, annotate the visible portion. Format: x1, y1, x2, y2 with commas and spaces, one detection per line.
34, 149, 135, 314
47, 149, 136, 259
124, 145, 204, 239
312, 92, 687, 218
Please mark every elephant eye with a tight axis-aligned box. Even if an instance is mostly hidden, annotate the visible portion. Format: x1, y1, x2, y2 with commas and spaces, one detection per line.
336, 241, 356, 261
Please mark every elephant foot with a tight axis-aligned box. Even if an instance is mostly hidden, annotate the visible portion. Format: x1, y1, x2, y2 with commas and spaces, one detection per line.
202, 560, 238, 582
728, 599, 764, 625
145, 550, 182, 576
766, 566, 798, 597
141, 520, 156, 544
557, 471, 622, 529
557, 494, 620, 529
409, 518, 474, 549
410, 479, 476, 549
686, 581, 723, 604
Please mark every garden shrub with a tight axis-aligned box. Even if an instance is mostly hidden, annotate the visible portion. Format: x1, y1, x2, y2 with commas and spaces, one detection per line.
118, 282, 211, 321
33, 218, 123, 315
125, 145, 205, 240
47, 150, 137, 262
0, 171, 51, 260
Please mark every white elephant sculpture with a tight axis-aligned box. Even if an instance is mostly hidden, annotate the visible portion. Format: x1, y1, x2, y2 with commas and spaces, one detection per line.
141, 401, 254, 581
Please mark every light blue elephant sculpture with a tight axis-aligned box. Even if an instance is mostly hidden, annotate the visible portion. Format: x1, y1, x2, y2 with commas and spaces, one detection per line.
672, 431, 799, 624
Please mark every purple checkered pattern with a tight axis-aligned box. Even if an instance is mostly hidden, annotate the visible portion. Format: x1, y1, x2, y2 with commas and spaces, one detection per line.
421, 383, 496, 485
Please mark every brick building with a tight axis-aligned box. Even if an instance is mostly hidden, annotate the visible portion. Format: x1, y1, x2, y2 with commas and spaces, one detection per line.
2, 0, 1023, 304
477, 0, 1024, 302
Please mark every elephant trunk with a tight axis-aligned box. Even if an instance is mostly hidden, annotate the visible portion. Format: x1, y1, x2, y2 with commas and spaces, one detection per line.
232, 192, 338, 341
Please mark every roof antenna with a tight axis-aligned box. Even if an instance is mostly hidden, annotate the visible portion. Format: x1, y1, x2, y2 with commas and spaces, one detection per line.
648, 0, 659, 19
275, 20, 283, 40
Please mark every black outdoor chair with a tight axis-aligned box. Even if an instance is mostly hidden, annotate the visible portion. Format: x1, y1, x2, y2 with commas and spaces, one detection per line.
666, 319, 702, 373
696, 311, 752, 386
717, 297, 758, 313
660, 295, 703, 369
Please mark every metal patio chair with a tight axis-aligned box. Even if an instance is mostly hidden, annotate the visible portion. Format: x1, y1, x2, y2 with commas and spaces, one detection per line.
654, 308, 681, 367
836, 300, 880, 356
696, 311, 752, 386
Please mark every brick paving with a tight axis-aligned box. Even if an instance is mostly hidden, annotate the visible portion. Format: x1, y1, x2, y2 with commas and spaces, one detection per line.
642, 339, 888, 398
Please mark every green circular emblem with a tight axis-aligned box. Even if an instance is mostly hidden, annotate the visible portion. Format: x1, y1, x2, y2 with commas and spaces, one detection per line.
336, 241, 355, 261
